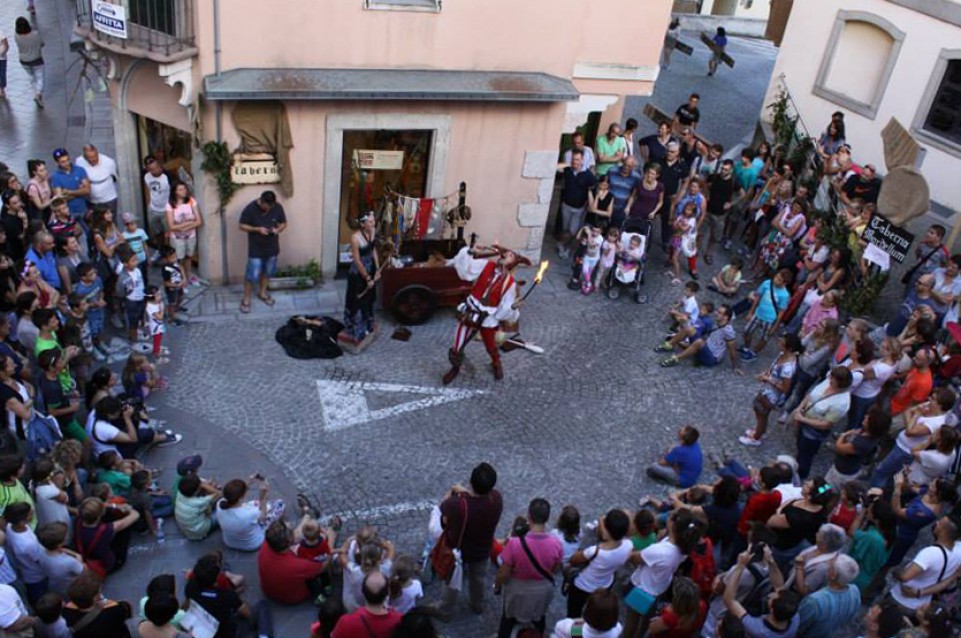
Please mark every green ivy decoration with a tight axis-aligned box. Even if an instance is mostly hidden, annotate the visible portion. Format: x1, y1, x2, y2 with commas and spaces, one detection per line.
200, 141, 241, 209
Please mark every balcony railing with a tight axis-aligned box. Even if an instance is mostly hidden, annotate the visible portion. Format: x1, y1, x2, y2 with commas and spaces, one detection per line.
75, 0, 197, 62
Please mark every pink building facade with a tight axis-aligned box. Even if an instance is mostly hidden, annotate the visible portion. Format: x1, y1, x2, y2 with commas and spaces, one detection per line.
76, 0, 671, 281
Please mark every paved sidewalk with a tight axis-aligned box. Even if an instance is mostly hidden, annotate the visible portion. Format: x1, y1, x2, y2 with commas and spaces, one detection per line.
0, 0, 114, 173
184, 282, 342, 323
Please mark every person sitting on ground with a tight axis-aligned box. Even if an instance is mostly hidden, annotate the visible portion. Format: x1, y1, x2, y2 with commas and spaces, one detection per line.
338, 529, 395, 612
258, 520, 327, 605
185, 553, 272, 638
217, 476, 285, 552
34, 591, 69, 638
139, 574, 186, 632
708, 257, 743, 297
331, 571, 401, 638
173, 473, 220, 541
138, 593, 187, 638
74, 496, 139, 578
62, 570, 132, 637
659, 304, 740, 373
646, 425, 703, 488
36, 521, 83, 597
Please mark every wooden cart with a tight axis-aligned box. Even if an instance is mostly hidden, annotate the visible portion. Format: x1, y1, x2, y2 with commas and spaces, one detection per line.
380, 238, 471, 325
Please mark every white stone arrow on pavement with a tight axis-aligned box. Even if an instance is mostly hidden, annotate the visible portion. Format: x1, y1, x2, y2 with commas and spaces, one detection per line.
315, 380, 486, 431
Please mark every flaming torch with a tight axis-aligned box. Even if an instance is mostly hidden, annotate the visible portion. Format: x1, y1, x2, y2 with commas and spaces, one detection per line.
520, 260, 550, 303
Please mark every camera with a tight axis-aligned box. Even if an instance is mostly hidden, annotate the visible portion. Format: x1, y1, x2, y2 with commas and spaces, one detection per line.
750, 541, 767, 563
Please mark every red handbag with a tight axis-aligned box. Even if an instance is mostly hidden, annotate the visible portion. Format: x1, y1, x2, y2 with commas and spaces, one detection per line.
430, 497, 468, 581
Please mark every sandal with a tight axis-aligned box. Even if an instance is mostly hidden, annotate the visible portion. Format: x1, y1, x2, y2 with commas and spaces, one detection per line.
257, 294, 276, 307
240, 301, 251, 313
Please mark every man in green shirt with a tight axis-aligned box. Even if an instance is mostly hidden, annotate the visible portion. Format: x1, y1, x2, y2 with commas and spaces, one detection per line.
595, 123, 627, 177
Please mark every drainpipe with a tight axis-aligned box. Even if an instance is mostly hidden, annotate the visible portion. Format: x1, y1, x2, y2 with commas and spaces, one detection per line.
214, 0, 229, 283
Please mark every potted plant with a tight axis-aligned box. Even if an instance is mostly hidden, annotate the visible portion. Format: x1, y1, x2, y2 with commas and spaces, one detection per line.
268, 259, 322, 290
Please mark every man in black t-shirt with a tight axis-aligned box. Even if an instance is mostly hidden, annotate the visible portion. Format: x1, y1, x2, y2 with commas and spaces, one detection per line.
657, 142, 690, 253
840, 164, 882, 207
704, 160, 736, 260
674, 93, 701, 131
557, 150, 597, 259
238, 190, 287, 313
185, 554, 252, 638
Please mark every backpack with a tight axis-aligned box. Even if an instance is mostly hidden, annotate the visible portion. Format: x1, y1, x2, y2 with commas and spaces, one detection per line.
740, 563, 772, 617
686, 537, 717, 599
26, 412, 63, 462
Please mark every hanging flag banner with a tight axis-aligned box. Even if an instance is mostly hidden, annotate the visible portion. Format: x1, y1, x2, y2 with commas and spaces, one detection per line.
92, 0, 128, 39
353, 150, 405, 171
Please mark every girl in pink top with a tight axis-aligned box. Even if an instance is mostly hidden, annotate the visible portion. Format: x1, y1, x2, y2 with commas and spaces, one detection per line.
165, 183, 204, 286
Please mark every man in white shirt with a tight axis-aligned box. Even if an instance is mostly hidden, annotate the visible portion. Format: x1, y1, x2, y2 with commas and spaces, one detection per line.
562, 132, 595, 173
75, 144, 119, 213
892, 514, 961, 613
143, 156, 172, 256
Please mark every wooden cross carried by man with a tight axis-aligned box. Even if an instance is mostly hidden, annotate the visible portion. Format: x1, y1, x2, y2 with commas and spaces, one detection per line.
700, 32, 735, 68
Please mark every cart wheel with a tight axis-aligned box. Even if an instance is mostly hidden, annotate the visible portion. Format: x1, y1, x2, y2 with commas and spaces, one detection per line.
636, 292, 649, 305
607, 286, 620, 300
391, 285, 437, 325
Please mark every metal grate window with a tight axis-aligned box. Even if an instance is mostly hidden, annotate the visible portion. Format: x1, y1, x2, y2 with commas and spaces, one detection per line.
924, 60, 961, 146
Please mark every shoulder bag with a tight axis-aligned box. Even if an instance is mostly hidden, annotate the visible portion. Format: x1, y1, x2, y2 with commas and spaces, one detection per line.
430, 497, 468, 581
518, 534, 555, 585
902, 245, 945, 284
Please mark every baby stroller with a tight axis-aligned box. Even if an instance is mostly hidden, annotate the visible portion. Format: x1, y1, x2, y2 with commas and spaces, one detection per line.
606, 218, 651, 304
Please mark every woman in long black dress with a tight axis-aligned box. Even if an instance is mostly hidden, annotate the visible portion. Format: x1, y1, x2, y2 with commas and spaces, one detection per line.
343, 212, 380, 342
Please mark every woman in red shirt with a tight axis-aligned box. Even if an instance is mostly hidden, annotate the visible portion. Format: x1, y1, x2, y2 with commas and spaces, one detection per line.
647, 576, 707, 638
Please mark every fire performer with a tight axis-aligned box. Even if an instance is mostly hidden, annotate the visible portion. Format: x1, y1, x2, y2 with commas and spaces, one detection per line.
442, 245, 531, 384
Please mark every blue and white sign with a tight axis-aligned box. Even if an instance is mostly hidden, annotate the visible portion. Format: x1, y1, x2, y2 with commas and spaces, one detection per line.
92, 0, 128, 39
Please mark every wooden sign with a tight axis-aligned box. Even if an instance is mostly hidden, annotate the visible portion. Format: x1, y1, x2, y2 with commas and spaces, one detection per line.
230, 153, 280, 185
700, 32, 735, 68
881, 117, 922, 170
353, 150, 405, 171
861, 214, 915, 264
675, 40, 694, 56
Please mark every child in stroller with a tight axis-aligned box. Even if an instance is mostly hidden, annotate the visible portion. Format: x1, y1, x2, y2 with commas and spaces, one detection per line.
606, 219, 651, 303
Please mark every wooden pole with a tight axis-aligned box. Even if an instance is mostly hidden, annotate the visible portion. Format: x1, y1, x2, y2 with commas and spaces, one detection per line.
457, 181, 467, 242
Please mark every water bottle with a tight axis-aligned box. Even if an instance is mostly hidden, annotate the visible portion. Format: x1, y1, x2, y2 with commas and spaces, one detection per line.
156, 517, 165, 544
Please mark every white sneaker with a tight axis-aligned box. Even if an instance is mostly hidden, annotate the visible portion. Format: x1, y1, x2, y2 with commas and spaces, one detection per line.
133, 342, 152, 354
738, 435, 762, 447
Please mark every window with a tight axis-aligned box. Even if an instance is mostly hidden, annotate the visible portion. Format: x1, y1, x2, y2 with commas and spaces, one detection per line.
924, 60, 961, 145
913, 50, 961, 156
812, 11, 905, 119
364, 0, 441, 11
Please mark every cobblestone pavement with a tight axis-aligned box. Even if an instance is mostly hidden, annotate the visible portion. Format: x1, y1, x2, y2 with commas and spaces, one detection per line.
625, 32, 779, 151
0, 0, 115, 172
159, 246, 820, 635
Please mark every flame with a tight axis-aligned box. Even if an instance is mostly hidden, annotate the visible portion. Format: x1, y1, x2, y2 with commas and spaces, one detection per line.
534, 260, 549, 284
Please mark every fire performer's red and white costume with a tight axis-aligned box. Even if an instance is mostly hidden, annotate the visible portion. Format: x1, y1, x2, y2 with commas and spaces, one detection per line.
443, 249, 527, 384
